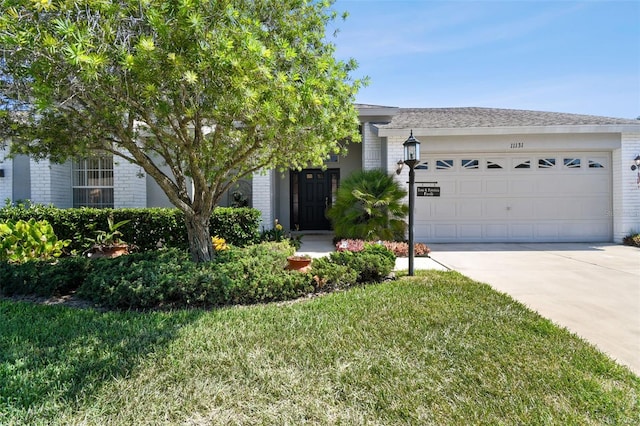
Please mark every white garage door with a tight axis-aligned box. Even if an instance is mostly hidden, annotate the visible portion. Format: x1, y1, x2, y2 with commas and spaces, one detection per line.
414, 152, 612, 242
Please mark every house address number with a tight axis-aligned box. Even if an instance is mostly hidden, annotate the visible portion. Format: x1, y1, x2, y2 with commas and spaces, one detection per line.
510, 142, 524, 149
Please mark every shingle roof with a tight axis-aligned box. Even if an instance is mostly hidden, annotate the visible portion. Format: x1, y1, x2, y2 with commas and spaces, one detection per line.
376, 107, 640, 129
355, 103, 397, 109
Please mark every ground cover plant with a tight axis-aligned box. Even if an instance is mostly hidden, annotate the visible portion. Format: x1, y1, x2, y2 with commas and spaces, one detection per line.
1, 271, 638, 425
0, 241, 395, 309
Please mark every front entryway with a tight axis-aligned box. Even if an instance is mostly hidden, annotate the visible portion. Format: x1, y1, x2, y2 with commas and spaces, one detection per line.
290, 169, 339, 230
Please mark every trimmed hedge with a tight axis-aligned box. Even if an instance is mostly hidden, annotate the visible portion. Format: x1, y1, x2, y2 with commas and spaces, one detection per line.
0, 256, 93, 297
77, 242, 310, 309
316, 243, 396, 284
0, 242, 397, 310
0, 205, 261, 252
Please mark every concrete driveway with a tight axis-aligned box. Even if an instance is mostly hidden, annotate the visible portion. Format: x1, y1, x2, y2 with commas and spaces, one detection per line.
428, 243, 640, 375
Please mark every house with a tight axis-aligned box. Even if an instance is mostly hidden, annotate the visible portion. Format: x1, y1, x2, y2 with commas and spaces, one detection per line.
1, 104, 639, 243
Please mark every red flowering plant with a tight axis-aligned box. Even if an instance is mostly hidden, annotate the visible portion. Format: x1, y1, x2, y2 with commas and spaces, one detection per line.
335, 239, 430, 257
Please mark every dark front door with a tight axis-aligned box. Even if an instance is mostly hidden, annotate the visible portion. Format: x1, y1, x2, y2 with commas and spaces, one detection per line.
291, 169, 339, 230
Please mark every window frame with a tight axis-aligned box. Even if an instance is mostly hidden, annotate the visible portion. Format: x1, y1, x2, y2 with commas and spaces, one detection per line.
72, 154, 115, 208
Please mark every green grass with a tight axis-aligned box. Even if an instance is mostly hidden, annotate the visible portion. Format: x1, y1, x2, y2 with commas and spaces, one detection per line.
1, 271, 638, 425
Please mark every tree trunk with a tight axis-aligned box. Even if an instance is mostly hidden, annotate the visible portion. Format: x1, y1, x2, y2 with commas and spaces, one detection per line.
184, 212, 215, 262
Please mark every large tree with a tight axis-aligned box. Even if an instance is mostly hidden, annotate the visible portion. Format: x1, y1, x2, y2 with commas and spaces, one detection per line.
0, 0, 363, 262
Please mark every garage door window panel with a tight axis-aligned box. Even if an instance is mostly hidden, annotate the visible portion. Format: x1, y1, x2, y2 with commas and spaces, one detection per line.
486, 160, 505, 170
538, 158, 556, 169
461, 159, 479, 170
436, 160, 454, 170
514, 159, 531, 169
563, 158, 581, 169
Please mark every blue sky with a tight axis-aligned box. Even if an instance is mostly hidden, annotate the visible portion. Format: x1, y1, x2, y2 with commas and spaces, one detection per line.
329, 0, 639, 119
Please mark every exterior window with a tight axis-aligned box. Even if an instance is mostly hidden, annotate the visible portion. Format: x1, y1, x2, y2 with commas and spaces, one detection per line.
486, 160, 504, 169
324, 154, 339, 163
416, 161, 428, 170
588, 159, 605, 169
514, 160, 531, 169
538, 158, 556, 168
564, 158, 581, 168
330, 173, 338, 204
436, 159, 454, 170
291, 172, 299, 225
461, 159, 479, 170
73, 155, 114, 208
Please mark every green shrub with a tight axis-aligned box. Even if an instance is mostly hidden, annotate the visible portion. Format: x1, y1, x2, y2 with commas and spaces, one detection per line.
78, 249, 197, 309
327, 169, 408, 241
0, 256, 92, 297
324, 243, 395, 284
215, 242, 310, 305
260, 219, 303, 250
77, 242, 311, 310
0, 204, 261, 252
311, 257, 359, 291
622, 232, 640, 247
210, 207, 261, 247
0, 219, 71, 263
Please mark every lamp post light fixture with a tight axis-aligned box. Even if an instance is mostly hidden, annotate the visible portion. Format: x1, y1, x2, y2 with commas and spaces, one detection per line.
632, 155, 640, 188
403, 130, 420, 276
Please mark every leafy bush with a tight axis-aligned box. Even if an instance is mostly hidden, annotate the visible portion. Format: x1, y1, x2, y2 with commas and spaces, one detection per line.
311, 258, 359, 291
622, 232, 640, 247
260, 219, 303, 250
77, 242, 311, 310
0, 256, 92, 297
327, 169, 408, 241
209, 207, 261, 247
0, 219, 71, 263
0, 204, 261, 252
0, 237, 395, 309
78, 249, 197, 309
216, 242, 310, 304
315, 243, 395, 285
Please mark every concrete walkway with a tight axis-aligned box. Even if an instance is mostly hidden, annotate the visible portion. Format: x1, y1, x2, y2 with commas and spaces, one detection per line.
297, 235, 640, 375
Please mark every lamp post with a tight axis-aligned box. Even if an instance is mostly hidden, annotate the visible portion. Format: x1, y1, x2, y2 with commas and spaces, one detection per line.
403, 130, 420, 276
632, 155, 640, 188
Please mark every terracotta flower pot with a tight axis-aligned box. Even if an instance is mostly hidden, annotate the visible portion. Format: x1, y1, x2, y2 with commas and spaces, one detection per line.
88, 244, 129, 259
286, 255, 312, 272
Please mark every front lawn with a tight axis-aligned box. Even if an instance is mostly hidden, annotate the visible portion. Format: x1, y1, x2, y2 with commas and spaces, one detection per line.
1, 271, 638, 425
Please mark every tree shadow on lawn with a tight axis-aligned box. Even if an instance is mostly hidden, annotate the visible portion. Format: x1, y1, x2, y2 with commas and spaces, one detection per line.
0, 300, 203, 420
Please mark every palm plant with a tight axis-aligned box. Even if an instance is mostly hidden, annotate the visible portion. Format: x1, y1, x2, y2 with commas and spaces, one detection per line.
327, 169, 408, 241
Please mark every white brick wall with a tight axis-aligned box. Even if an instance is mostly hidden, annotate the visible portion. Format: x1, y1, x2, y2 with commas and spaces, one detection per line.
386, 135, 406, 176
49, 161, 72, 208
114, 156, 147, 208
252, 169, 274, 229
29, 158, 52, 205
613, 133, 640, 241
27, 158, 73, 207
0, 148, 11, 204
362, 123, 382, 170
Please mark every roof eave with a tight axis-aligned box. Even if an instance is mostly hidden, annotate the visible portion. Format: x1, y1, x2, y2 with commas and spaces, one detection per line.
374, 124, 640, 137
